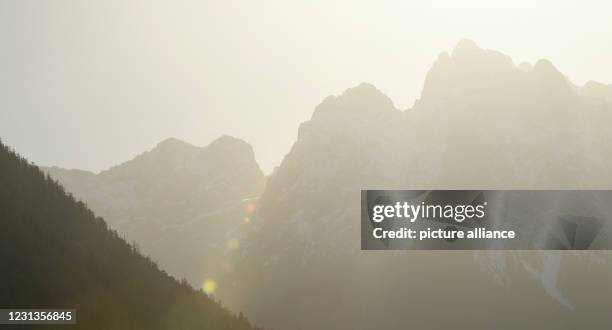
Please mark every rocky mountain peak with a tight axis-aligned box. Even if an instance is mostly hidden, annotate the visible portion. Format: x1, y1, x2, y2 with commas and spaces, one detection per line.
451, 38, 480, 58
581, 80, 612, 106
419, 40, 517, 104
205, 134, 255, 157
311, 83, 397, 121
152, 137, 196, 153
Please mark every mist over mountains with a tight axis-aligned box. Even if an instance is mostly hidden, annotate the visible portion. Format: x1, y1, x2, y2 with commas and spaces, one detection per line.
238, 40, 612, 329
43, 40, 612, 330
44, 135, 264, 288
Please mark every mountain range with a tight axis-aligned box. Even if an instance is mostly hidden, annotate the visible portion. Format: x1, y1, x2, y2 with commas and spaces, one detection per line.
235, 39, 612, 329
43, 40, 612, 330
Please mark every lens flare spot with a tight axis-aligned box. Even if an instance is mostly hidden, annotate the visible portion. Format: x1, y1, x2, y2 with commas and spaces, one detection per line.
245, 203, 256, 214
243, 217, 251, 224
227, 238, 240, 251
202, 279, 217, 295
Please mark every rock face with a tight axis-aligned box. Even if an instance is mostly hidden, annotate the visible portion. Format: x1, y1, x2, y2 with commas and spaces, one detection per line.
581, 80, 612, 105
229, 41, 612, 330
44, 135, 265, 288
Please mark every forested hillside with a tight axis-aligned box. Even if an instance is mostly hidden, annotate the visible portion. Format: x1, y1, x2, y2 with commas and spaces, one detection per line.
0, 140, 258, 330
44, 135, 265, 289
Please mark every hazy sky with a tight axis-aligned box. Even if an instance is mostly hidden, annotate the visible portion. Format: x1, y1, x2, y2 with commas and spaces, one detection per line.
1, 0, 611, 173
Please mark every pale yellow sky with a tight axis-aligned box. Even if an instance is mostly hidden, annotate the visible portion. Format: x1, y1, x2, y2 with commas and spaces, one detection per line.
1, 0, 611, 173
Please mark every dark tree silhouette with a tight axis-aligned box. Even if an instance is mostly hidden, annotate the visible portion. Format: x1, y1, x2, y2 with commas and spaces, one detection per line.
0, 140, 260, 330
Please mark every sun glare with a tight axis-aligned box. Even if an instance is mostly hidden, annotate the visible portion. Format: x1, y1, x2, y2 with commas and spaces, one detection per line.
202, 279, 217, 295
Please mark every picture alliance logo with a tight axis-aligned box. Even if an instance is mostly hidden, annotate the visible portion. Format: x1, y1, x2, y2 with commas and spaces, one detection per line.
362, 190, 611, 250
370, 222, 516, 242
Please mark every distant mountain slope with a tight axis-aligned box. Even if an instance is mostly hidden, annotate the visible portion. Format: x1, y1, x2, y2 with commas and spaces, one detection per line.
231, 40, 612, 330
44, 135, 265, 290
0, 140, 258, 330
581, 80, 612, 105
